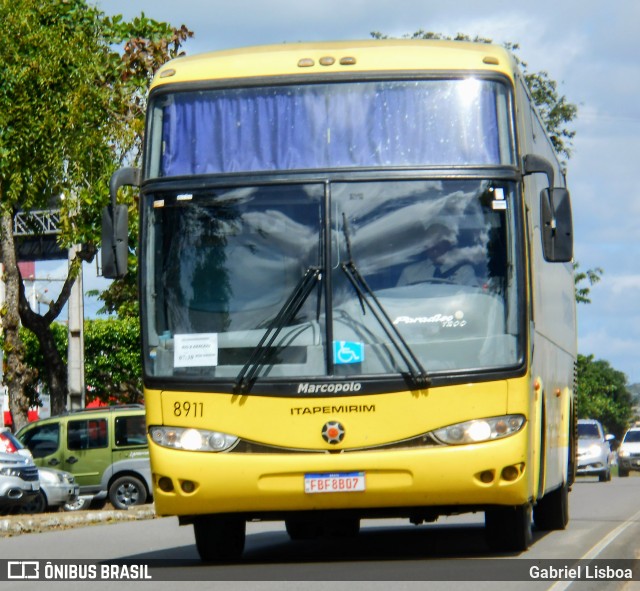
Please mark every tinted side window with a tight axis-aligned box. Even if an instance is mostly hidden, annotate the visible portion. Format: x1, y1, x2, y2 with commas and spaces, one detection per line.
67, 419, 108, 450
21, 423, 60, 458
115, 415, 147, 447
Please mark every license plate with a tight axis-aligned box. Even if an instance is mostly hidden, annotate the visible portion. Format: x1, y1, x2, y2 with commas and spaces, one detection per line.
304, 472, 365, 494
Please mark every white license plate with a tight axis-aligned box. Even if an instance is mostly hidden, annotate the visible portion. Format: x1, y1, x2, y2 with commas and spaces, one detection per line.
304, 472, 365, 494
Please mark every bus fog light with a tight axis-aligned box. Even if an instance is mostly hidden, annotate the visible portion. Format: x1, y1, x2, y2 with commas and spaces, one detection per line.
480, 470, 494, 483
501, 465, 520, 481
158, 477, 174, 492
431, 415, 526, 445
181, 480, 196, 493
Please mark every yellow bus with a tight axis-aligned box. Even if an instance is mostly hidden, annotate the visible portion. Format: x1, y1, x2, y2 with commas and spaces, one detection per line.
103, 39, 577, 560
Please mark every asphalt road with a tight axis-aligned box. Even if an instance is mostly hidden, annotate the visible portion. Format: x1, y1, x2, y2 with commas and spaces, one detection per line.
1, 474, 639, 590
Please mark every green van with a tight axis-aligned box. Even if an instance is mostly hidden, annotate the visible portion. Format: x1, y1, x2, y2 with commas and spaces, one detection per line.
16, 405, 151, 510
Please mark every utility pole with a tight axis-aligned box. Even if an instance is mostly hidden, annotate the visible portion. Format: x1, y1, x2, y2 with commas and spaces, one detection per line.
67, 245, 85, 410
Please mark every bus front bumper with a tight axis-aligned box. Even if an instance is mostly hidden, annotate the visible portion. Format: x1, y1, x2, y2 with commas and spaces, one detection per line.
150, 430, 533, 518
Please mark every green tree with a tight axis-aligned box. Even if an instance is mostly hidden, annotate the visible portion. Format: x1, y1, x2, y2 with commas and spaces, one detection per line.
576, 354, 634, 439
84, 318, 142, 404
574, 261, 604, 304
9, 318, 143, 407
0, 0, 191, 430
0, 0, 114, 427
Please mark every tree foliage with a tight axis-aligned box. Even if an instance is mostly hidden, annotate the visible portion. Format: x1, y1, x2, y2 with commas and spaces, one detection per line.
0, 0, 191, 429
0, 0, 115, 427
576, 354, 634, 439
12, 318, 143, 405
574, 261, 604, 304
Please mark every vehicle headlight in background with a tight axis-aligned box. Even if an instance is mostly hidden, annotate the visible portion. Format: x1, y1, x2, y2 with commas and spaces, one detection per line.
586, 444, 602, 458
149, 426, 238, 452
431, 415, 525, 445
619, 448, 629, 458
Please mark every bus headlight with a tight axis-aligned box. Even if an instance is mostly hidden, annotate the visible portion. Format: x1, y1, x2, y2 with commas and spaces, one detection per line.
149, 426, 238, 452
431, 415, 525, 445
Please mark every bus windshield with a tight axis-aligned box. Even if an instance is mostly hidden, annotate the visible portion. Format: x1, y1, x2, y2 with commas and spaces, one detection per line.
146, 79, 513, 177
142, 179, 522, 387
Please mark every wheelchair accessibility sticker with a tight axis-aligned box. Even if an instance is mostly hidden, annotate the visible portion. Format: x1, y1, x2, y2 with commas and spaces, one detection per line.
333, 341, 364, 365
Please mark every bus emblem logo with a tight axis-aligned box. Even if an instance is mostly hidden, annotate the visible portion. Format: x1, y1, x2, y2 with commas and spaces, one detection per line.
322, 421, 345, 444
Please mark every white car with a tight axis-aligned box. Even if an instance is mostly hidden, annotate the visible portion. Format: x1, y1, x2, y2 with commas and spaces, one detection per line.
617, 427, 640, 477
17, 467, 79, 514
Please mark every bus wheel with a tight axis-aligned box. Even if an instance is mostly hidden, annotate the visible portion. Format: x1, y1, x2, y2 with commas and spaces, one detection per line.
285, 517, 322, 540
485, 503, 533, 552
533, 481, 569, 530
193, 516, 246, 563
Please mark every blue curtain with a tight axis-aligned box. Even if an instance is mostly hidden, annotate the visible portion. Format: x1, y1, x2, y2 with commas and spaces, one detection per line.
159, 80, 502, 176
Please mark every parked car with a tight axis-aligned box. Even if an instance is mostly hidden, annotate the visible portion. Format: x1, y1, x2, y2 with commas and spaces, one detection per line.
577, 419, 614, 481
0, 450, 40, 514
17, 468, 79, 514
16, 405, 151, 510
617, 427, 640, 477
0, 428, 25, 454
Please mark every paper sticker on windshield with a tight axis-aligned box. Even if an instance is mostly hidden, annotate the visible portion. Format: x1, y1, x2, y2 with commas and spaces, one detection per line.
174, 333, 218, 367
333, 341, 364, 365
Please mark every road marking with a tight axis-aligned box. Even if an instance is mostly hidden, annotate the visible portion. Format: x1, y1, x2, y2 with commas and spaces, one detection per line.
547, 506, 640, 591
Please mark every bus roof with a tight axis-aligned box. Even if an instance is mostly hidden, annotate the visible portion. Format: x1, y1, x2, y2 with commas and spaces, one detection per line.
151, 39, 516, 89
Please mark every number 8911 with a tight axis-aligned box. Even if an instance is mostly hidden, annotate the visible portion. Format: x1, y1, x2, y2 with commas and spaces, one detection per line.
173, 401, 204, 418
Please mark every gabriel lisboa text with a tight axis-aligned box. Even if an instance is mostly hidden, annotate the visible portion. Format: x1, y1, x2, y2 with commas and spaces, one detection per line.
4, 560, 152, 581
529, 563, 634, 581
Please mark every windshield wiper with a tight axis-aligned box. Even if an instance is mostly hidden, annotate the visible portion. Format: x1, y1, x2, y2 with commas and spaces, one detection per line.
340, 213, 430, 389
234, 266, 322, 394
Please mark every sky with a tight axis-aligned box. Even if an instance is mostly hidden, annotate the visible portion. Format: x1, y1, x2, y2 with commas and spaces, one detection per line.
42, 0, 640, 382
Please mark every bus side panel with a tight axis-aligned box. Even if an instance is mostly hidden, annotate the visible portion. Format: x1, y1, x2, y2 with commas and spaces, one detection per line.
516, 73, 577, 498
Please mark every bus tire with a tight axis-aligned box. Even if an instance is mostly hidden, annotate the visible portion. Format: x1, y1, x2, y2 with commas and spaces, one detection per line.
485, 503, 533, 552
533, 481, 569, 530
193, 516, 246, 563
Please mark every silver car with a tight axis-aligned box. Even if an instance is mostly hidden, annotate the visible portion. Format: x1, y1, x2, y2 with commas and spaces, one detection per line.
577, 419, 614, 482
17, 468, 79, 514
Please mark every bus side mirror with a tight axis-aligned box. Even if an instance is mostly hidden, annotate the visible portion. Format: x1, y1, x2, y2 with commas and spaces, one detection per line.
101, 204, 129, 279
101, 167, 140, 279
541, 187, 573, 263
